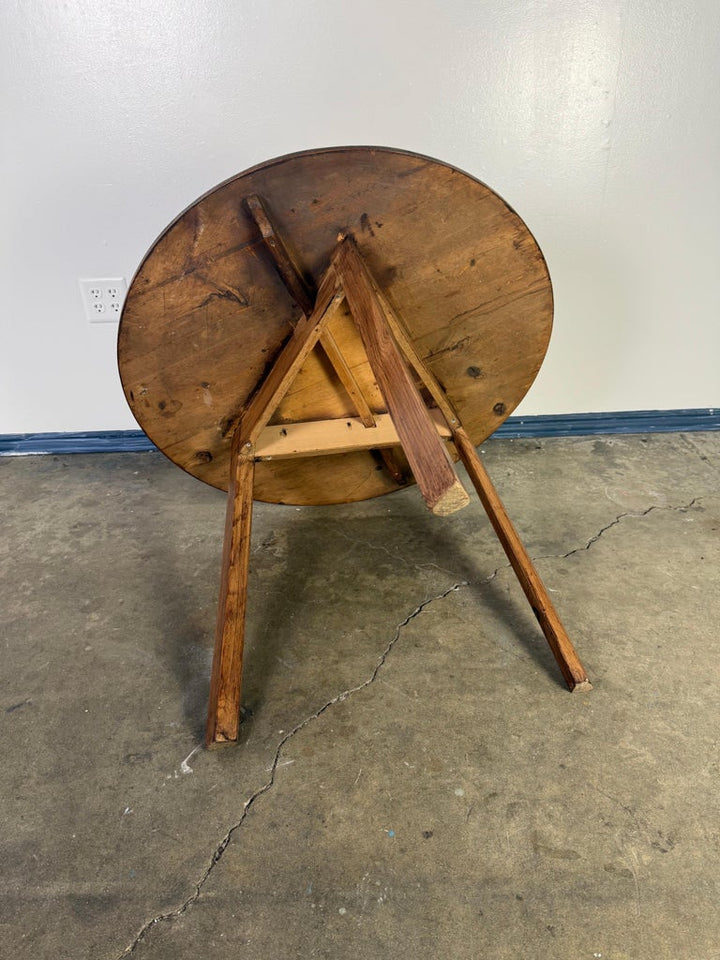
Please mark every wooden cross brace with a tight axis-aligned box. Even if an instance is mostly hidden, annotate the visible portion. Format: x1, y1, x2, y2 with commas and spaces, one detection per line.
205, 222, 590, 747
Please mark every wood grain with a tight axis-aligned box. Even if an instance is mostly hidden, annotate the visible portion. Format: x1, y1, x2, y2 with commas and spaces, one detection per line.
313, 326, 376, 428
245, 193, 316, 315
245, 194, 377, 429
118, 146, 553, 505
206, 438, 255, 746
235, 265, 343, 445
374, 284, 459, 428
333, 238, 469, 516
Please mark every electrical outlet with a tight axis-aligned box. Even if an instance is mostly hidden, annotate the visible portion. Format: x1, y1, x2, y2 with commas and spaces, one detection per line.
79, 277, 128, 323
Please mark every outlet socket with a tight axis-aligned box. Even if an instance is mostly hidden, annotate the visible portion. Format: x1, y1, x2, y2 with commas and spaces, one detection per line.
79, 277, 128, 323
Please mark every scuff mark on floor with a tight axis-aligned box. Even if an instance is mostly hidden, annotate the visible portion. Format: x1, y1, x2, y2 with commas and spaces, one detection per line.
179, 745, 201, 776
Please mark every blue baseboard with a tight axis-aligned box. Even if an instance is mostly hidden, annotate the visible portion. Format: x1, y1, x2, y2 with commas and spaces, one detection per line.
0, 408, 717, 456
0, 430, 158, 456
495, 407, 719, 438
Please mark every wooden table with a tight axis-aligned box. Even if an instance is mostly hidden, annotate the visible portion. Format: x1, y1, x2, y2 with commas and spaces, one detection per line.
118, 146, 590, 747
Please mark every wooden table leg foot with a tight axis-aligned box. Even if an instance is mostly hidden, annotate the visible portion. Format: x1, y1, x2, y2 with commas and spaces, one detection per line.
206, 442, 255, 747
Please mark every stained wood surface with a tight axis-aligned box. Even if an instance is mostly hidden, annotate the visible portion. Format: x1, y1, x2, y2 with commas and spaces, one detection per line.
118, 146, 553, 505
333, 238, 469, 516
206, 439, 255, 746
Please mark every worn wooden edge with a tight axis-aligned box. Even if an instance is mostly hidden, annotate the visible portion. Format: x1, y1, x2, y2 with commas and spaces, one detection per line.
118, 145, 549, 286
427, 478, 471, 517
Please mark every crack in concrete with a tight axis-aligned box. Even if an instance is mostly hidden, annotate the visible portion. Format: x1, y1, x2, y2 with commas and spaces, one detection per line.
475, 498, 702, 592
534, 497, 701, 564
114, 580, 466, 958
460, 497, 701, 593
115, 494, 702, 957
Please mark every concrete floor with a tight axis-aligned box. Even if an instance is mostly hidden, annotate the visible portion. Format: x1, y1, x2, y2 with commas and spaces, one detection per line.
1, 432, 719, 959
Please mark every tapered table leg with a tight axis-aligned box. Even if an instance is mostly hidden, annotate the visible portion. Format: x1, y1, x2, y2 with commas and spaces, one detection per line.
206, 439, 256, 746
453, 427, 591, 691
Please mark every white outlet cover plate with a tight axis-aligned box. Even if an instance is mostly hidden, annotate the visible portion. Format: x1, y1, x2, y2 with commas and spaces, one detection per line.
79, 277, 128, 323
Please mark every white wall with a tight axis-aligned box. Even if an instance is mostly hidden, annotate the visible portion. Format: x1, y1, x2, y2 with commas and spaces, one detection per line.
2, 0, 718, 433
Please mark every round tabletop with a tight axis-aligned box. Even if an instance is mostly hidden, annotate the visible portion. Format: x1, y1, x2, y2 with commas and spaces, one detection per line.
118, 146, 553, 505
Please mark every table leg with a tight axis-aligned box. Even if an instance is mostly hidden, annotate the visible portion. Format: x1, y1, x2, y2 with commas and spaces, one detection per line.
452, 427, 591, 691
206, 441, 256, 746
